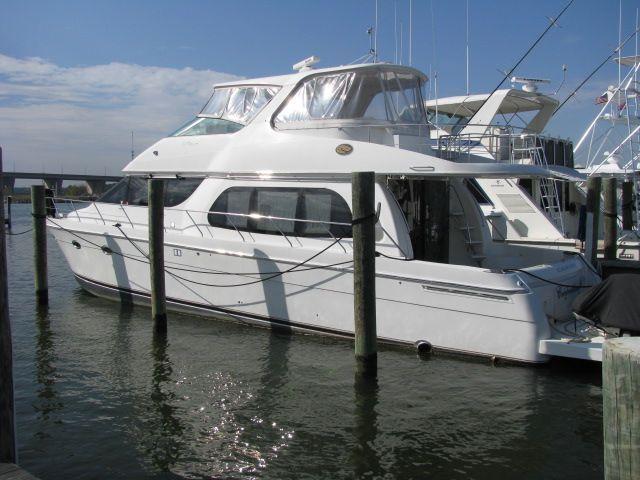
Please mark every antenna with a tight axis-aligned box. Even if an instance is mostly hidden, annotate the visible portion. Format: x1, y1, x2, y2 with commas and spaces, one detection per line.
409, 0, 413, 66
374, 0, 379, 63
430, 0, 437, 79
466, 0, 470, 95
552, 64, 568, 95
394, 1, 398, 64
434, 72, 439, 130
619, 0, 623, 87
399, 21, 403, 65
554, 26, 640, 115
131, 131, 135, 160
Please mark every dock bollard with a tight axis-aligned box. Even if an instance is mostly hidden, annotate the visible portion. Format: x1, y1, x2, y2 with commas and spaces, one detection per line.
603, 338, 640, 480
584, 176, 602, 266
31, 185, 48, 305
148, 178, 167, 333
603, 178, 617, 261
621, 181, 633, 231
0, 147, 16, 463
352, 171, 377, 377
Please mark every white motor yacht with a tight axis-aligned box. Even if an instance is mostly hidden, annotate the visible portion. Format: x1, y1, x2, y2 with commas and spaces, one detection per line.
49, 61, 603, 364
426, 78, 640, 259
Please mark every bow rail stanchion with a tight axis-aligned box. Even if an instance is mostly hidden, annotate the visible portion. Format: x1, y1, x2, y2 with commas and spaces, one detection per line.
603, 178, 618, 261
148, 178, 167, 333
0, 147, 16, 463
603, 338, 640, 480
352, 171, 377, 377
31, 185, 48, 305
584, 177, 602, 266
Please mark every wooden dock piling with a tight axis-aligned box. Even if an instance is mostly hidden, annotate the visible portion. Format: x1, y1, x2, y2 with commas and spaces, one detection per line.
352, 172, 377, 377
148, 179, 167, 333
621, 180, 633, 231
584, 176, 602, 266
603, 178, 617, 261
0, 149, 16, 463
4, 196, 11, 230
603, 338, 640, 480
31, 185, 48, 305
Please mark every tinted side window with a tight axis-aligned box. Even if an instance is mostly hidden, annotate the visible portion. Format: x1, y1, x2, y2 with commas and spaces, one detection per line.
98, 177, 202, 207
163, 179, 203, 207
208, 187, 352, 238
99, 177, 130, 204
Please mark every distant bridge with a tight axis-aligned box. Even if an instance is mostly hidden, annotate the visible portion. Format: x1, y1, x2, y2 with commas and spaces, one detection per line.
1, 172, 122, 196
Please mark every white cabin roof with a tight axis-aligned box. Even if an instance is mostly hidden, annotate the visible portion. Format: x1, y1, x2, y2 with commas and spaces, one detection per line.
424, 89, 558, 116
123, 63, 581, 182
214, 63, 427, 88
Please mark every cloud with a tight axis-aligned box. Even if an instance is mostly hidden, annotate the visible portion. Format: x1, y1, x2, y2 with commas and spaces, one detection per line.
0, 54, 242, 176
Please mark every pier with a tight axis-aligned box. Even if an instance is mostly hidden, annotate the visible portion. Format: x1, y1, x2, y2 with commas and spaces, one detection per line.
1, 172, 121, 196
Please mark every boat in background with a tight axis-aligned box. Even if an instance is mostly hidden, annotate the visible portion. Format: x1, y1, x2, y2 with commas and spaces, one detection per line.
426, 74, 640, 260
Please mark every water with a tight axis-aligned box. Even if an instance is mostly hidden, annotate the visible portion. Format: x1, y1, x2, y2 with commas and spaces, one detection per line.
6, 204, 603, 479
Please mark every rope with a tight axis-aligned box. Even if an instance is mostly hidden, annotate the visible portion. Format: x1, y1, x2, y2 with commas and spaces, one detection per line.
563, 250, 601, 278
5, 227, 33, 236
351, 211, 377, 226
503, 267, 595, 289
375, 250, 412, 261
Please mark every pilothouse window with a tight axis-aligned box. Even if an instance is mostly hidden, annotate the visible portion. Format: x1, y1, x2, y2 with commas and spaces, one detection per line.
98, 177, 203, 207
274, 68, 427, 128
172, 85, 280, 136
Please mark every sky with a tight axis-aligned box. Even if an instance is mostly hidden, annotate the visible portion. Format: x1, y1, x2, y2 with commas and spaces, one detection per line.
0, 0, 637, 177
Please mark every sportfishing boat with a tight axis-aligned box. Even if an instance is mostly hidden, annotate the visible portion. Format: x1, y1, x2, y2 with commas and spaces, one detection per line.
426, 75, 640, 259
49, 59, 603, 364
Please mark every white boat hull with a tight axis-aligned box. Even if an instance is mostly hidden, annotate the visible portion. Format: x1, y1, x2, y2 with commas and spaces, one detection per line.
50, 220, 598, 364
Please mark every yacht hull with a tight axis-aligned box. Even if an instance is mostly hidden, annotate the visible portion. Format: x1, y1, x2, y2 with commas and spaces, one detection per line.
49, 220, 598, 364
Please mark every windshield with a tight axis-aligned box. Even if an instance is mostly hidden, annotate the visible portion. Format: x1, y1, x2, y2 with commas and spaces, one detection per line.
201, 85, 279, 123
172, 85, 280, 137
427, 110, 470, 134
274, 68, 427, 127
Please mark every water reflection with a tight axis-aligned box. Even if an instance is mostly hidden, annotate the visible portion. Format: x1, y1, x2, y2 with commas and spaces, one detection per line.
352, 372, 381, 479
32, 305, 62, 439
143, 331, 185, 471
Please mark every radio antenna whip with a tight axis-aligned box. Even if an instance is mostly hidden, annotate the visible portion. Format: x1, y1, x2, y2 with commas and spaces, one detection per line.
554, 26, 640, 115
471, 0, 573, 119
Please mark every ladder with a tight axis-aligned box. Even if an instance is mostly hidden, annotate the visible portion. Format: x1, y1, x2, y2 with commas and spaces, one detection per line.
450, 182, 486, 266
516, 136, 566, 235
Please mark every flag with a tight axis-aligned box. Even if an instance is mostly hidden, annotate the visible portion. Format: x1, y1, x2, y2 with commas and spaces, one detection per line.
619, 101, 627, 111
595, 93, 609, 104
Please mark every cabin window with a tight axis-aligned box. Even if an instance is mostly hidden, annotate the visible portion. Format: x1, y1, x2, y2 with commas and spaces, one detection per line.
274, 68, 426, 127
171, 85, 280, 136
99, 177, 203, 207
208, 187, 352, 237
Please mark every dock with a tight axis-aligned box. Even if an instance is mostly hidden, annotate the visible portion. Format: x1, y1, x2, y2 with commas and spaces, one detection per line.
0, 464, 40, 480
